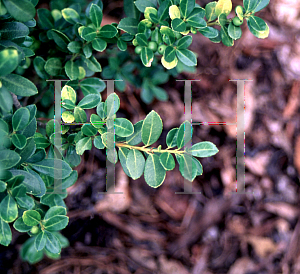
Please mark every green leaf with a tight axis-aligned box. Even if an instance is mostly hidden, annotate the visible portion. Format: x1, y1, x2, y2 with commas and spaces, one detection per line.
40, 192, 66, 208
37, 8, 54, 29
76, 136, 92, 155
82, 124, 98, 136
136, 33, 148, 47
0, 87, 13, 113
0, 74, 38, 96
67, 41, 82, 53
175, 48, 197, 66
44, 215, 69, 232
21, 237, 43, 264
90, 114, 104, 129
89, 4, 103, 29
180, 0, 195, 18
44, 58, 62, 76
99, 25, 118, 38
140, 47, 154, 67
115, 118, 134, 137
83, 43, 92, 58
243, 0, 257, 13
0, 181, 6, 192
27, 149, 46, 163
93, 135, 105, 149
253, 0, 269, 13
164, 46, 176, 62
44, 231, 61, 254
186, 8, 207, 28
228, 22, 242, 40
247, 15, 269, 39
176, 35, 192, 49
44, 206, 66, 220
12, 134, 27, 149
29, 159, 72, 179
74, 106, 87, 123
13, 217, 31, 232
62, 111, 75, 123
24, 168, 46, 198
84, 56, 102, 72
0, 22, 29, 40
23, 210, 41, 226
12, 107, 30, 131
11, 185, 34, 209
199, 26, 219, 38
171, 18, 186, 32
134, 0, 156, 12
126, 149, 145, 179
0, 48, 18, 77
126, 120, 143, 145
0, 194, 18, 222
220, 23, 234, 46
124, 0, 140, 19
97, 102, 106, 119
118, 147, 131, 177
62, 8, 80, 24
186, 141, 219, 157
205, 1, 217, 21
35, 231, 46, 251
80, 77, 105, 94
178, 154, 197, 181
34, 134, 50, 149
117, 17, 139, 35
65, 60, 79, 80
160, 26, 175, 45
159, 152, 175, 170
144, 154, 166, 188
158, 0, 170, 21
192, 157, 203, 175
61, 85, 76, 104
177, 120, 192, 149
169, 5, 180, 20
92, 38, 107, 52
141, 110, 163, 146
215, 0, 232, 16
78, 94, 101, 109
60, 170, 78, 189
33, 56, 49, 79
105, 93, 120, 117
0, 218, 12, 246
0, 150, 21, 169
49, 30, 70, 51
2, 0, 35, 22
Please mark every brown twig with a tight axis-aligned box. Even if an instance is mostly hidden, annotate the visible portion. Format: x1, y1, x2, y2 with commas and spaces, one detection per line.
10, 91, 22, 109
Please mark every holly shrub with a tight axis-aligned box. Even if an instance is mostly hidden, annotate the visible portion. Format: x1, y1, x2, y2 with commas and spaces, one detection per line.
0, 0, 269, 264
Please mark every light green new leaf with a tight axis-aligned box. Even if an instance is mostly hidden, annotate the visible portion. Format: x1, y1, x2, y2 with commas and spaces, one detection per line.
2, 0, 36, 22
0, 218, 12, 246
0, 48, 18, 77
247, 16, 269, 39
76, 136, 92, 155
144, 154, 166, 188
35, 231, 46, 251
65, 60, 79, 80
62, 111, 75, 123
78, 94, 101, 109
180, 0, 195, 18
126, 120, 143, 145
62, 8, 80, 24
61, 85, 76, 104
177, 120, 192, 149
23, 210, 41, 226
115, 118, 134, 137
169, 5, 180, 20
205, 1, 218, 21
74, 106, 87, 123
89, 4, 103, 28
29, 159, 72, 179
215, 0, 232, 16
12, 107, 30, 131
12, 134, 27, 149
159, 152, 175, 170
0, 74, 38, 96
0, 194, 18, 223
187, 141, 219, 157
140, 47, 154, 67
141, 110, 163, 146
105, 93, 120, 118
44, 231, 61, 254
44, 58, 62, 76
175, 49, 197, 66
126, 149, 145, 179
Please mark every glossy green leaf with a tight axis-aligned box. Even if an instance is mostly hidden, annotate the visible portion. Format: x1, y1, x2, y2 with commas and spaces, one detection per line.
29, 159, 72, 179
247, 16, 269, 39
118, 147, 131, 177
164, 46, 176, 62
178, 154, 197, 181
253, 0, 269, 12
67, 41, 82, 53
26, 149, 46, 163
92, 38, 107, 52
93, 135, 105, 149
0, 48, 18, 77
0, 194, 18, 222
83, 43, 92, 58
40, 192, 66, 208
135, 33, 148, 47
12, 134, 27, 149
175, 48, 197, 66
62, 8, 80, 24
44, 214, 69, 232
44, 206, 66, 220
81, 27, 97, 41
180, 0, 195, 18
13, 217, 31, 232
84, 56, 102, 72
115, 118, 134, 137
74, 106, 87, 123
78, 93, 101, 109
33, 56, 49, 79
177, 120, 192, 149
117, 17, 139, 35
44, 58, 62, 76
34, 133, 50, 149
117, 39, 127, 51
192, 157, 203, 175
140, 47, 154, 67
76, 136, 92, 155
141, 110, 163, 146
13, 107, 30, 131
215, 0, 232, 16
228, 22, 242, 40
144, 154, 166, 188
186, 8, 207, 28
186, 141, 219, 157
199, 26, 219, 38
171, 18, 186, 32
99, 25, 118, 38
80, 78, 105, 94
61, 85, 76, 104
205, 1, 217, 21
134, 0, 156, 12
126, 120, 143, 145
35, 231, 46, 251
176, 35, 192, 49
82, 124, 98, 136
0, 22, 29, 40
20, 237, 43, 264
0, 181, 6, 192
24, 168, 46, 198
49, 30, 70, 51
90, 114, 104, 129
44, 231, 61, 254
59, 170, 77, 189
11, 185, 34, 210
0, 87, 13, 113
220, 24, 234, 46
126, 149, 145, 179
105, 93, 120, 118
2, 0, 35, 22
23, 210, 41, 226
0, 149, 21, 169
159, 152, 175, 170
0, 218, 12, 246
0, 74, 38, 96
37, 8, 54, 29
166, 128, 178, 148
65, 60, 79, 80
89, 4, 103, 28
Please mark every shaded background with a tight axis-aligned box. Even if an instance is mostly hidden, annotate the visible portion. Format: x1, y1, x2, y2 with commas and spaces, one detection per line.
2, 0, 300, 273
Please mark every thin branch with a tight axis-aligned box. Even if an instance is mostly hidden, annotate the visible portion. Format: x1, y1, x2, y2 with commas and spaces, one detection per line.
10, 92, 22, 109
